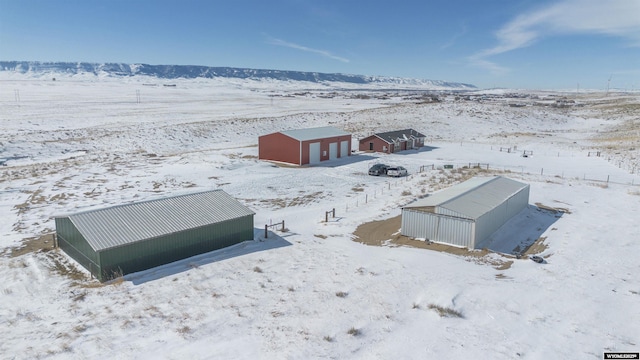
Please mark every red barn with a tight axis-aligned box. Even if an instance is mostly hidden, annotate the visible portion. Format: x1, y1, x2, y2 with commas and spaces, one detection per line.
359, 129, 426, 153
259, 126, 352, 166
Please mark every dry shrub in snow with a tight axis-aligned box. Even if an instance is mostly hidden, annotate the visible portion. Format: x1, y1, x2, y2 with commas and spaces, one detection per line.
428, 304, 464, 318
177, 326, 191, 335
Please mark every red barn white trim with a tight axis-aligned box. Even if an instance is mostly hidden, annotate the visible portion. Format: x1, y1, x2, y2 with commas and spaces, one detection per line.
259, 126, 352, 166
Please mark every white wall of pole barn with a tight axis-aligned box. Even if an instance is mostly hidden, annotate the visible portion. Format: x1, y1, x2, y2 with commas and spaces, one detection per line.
400, 177, 530, 249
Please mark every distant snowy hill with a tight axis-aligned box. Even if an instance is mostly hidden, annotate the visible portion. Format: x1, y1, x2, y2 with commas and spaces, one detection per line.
0, 61, 476, 90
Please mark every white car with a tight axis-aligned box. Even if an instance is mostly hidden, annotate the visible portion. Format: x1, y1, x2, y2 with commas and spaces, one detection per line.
386, 166, 408, 177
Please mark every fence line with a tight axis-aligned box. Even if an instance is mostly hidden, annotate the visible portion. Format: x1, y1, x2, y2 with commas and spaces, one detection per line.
348, 161, 638, 212
455, 142, 639, 175
414, 161, 637, 187
264, 220, 285, 238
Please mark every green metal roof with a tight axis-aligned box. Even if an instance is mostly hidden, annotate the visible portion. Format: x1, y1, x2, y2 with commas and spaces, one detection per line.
57, 190, 255, 252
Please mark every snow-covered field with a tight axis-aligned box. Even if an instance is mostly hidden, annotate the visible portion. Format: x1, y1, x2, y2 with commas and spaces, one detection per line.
1, 74, 639, 359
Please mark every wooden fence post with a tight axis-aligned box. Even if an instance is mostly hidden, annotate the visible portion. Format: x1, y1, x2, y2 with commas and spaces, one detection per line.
325, 208, 336, 222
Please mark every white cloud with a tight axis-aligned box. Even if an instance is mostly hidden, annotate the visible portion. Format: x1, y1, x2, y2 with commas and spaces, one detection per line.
546, 0, 640, 41
266, 36, 350, 63
441, 23, 468, 50
468, 57, 511, 76
470, 0, 640, 73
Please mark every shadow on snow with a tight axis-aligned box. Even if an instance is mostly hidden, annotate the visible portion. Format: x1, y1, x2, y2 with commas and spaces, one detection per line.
390, 145, 440, 155
306, 146, 439, 168
306, 153, 379, 168
125, 228, 292, 285
477, 204, 563, 254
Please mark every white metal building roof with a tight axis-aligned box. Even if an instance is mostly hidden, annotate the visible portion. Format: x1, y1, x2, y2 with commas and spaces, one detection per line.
280, 126, 350, 141
404, 176, 529, 220
57, 190, 255, 252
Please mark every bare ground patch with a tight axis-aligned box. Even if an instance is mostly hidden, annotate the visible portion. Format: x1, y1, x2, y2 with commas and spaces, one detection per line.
5, 234, 111, 286
353, 215, 546, 270
4, 233, 56, 258
262, 160, 304, 168
13, 189, 47, 217
43, 250, 89, 282
258, 191, 325, 209
523, 236, 549, 256
535, 202, 571, 214
226, 152, 258, 160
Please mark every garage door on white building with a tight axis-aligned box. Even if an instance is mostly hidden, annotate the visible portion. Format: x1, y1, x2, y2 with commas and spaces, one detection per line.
340, 140, 349, 158
309, 142, 321, 164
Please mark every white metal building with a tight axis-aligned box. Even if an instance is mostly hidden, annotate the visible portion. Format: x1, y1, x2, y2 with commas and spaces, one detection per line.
401, 176, 530, 249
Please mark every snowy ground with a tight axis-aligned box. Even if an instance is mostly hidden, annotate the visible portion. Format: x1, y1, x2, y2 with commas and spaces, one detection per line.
1, 74, 639, 359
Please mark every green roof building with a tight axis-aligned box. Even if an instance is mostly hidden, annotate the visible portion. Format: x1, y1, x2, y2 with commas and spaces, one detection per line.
55, 190, 255, 281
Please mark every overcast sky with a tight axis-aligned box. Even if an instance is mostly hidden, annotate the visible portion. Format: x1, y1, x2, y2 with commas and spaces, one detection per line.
1, 0, 639, 89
